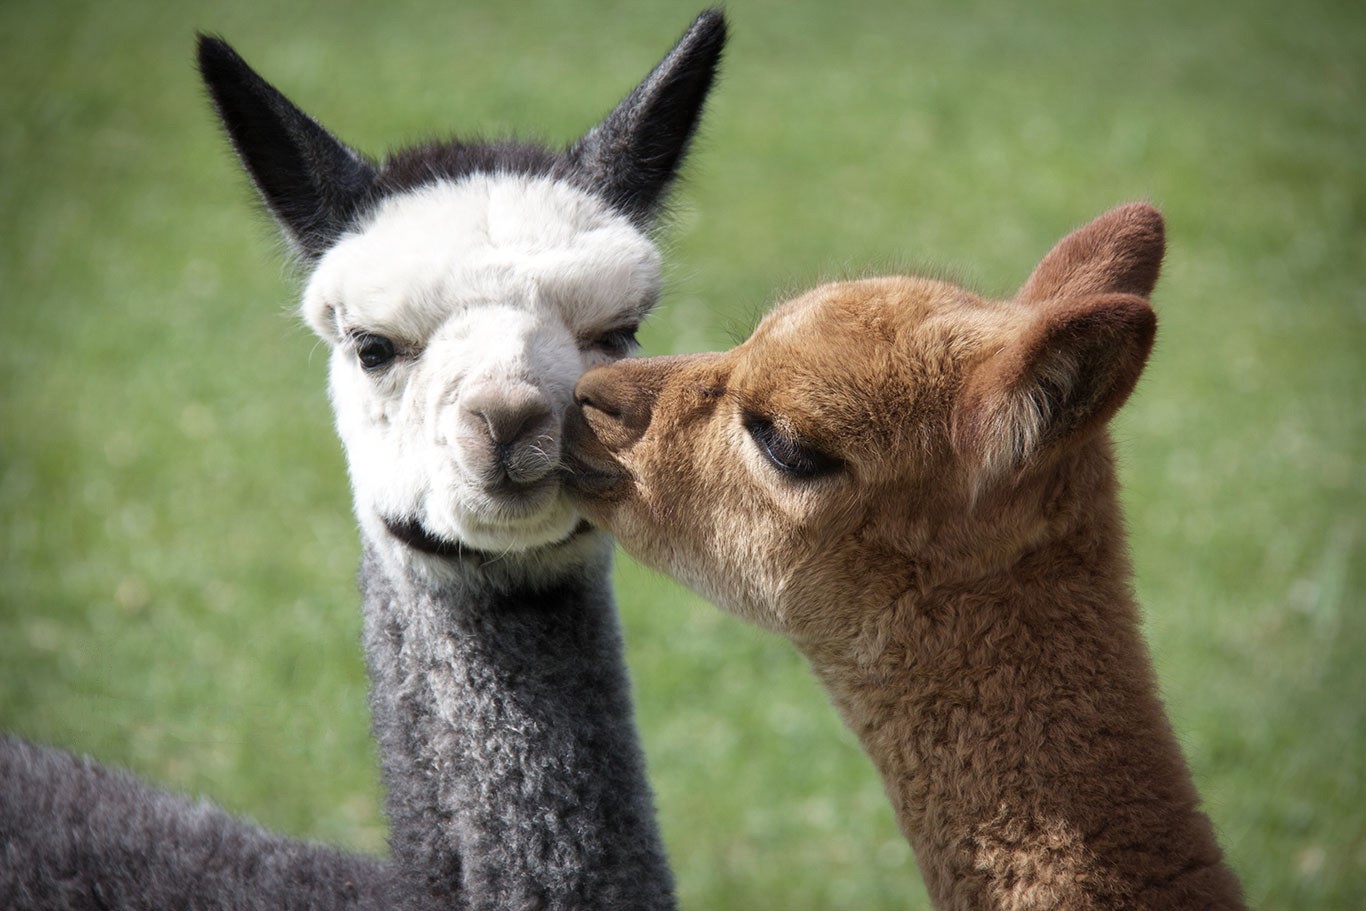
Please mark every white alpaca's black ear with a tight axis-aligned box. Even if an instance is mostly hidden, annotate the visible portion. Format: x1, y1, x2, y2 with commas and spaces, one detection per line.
571, 9, 727, 226
197, 35, 378, 259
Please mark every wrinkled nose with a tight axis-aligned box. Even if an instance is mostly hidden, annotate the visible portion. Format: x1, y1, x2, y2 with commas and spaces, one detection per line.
459, 381, 559, 485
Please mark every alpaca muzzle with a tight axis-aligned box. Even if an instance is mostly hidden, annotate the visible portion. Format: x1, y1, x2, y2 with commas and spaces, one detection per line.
561, 403, 633, 500
572, 354, 703, 451
457, 380, 563, 488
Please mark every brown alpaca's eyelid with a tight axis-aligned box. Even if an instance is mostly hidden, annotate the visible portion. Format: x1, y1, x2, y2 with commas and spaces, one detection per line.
743, 413, 842, 479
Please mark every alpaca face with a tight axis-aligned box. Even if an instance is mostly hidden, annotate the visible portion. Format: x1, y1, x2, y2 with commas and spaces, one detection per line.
567, 276, 980, 638
198, 11, 726, 569
304, 175, 660, 557
566, 205, 1163, 647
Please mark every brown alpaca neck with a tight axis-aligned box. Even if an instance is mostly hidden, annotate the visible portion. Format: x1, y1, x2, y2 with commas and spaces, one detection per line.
804, 457, 1245, 910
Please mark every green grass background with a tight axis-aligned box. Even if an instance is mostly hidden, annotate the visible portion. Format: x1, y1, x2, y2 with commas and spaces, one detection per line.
1, 0, 1361, 907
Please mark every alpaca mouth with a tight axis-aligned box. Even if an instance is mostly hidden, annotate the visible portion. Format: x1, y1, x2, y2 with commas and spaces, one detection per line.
476, 474, 560, 515
560, 405, 631, 499
383, 515, 594, 561
561, 453, 632, 500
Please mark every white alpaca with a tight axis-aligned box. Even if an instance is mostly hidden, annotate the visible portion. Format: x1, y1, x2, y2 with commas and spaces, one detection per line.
1, 11, 726, 910
310, 173, 661, 562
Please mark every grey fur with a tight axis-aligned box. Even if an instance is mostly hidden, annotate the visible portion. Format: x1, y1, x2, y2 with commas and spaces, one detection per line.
0, 735, 386, 911
362, 536, 675, 910
0, 10, 725, 911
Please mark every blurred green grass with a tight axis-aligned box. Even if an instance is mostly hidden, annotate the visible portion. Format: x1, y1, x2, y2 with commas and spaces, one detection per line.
1, 0, 1361, 907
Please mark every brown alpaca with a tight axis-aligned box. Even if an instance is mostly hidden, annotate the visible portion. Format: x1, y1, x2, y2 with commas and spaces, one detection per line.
565, 204, 1246, 910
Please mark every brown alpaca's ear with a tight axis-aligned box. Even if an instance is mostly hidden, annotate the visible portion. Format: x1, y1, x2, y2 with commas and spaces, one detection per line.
953, 293, 1157, 485
952, 205, 1164, 485
1016, 203, 1165, 303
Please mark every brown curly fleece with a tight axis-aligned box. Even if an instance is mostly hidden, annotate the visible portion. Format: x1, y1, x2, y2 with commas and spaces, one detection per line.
568, 204, 1246, 910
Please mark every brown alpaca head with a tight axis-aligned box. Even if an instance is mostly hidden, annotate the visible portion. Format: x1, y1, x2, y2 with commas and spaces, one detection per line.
566, 204, 1163, 646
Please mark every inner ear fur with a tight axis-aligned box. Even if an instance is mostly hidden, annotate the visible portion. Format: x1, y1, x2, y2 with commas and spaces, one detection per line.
953, 293, 1157, 483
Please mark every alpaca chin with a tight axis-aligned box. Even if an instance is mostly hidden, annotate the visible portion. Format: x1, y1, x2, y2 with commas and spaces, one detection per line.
408, 490, 583, 556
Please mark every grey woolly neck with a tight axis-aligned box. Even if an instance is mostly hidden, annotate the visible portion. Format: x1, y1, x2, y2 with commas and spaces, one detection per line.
360, 532, 675, 911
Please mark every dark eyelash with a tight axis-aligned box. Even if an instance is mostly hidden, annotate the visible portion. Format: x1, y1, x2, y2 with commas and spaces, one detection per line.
589, 325, 640, 357
349, 332, 398, 371
744, 415, 841, 479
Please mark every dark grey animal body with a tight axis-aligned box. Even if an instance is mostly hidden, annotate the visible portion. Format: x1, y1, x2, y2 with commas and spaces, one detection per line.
362, 539, 672, 910
0, 10, 726, 910
0, 736, 385, 911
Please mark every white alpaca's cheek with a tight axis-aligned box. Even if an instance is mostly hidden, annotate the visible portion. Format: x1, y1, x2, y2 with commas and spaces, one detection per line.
329, 361, 424, 519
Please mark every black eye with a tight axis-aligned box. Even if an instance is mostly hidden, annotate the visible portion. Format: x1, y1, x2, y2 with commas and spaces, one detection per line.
354, 333, 397, 371
745, 416, 841, 479
590, 325, 639, 357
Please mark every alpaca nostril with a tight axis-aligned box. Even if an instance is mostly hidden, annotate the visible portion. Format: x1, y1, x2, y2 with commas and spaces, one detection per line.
574, 390, 619, 419
572, 368, 659, 452
574, 368, 628, 420
463, 382, 553, 444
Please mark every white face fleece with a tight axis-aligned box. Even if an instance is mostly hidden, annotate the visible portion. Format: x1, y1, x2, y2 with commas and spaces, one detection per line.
302, 173, 660, 569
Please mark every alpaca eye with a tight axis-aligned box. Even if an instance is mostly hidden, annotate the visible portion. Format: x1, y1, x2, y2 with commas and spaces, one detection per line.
589, 325, 639, 357
745, 416, 840, 479
354, 333, 397, 371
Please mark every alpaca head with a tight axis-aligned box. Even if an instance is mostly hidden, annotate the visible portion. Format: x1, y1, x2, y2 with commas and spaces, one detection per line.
198, 12, 725, 570
566, 204, 1163, 644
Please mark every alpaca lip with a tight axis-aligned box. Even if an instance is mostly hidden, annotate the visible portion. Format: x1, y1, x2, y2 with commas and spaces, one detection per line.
478, 474, 560, 517
560, 454, 631, 500
561, 410, 631, 498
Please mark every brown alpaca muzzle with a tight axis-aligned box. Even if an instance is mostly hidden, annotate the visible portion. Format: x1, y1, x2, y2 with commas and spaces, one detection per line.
561, 402, 633, 500
563, 356, 695, 503
573, 359, 674, 450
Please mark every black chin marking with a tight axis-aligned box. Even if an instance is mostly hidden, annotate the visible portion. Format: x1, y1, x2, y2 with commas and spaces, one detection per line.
384, 517, 466, 559
382, 516, 594, 562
